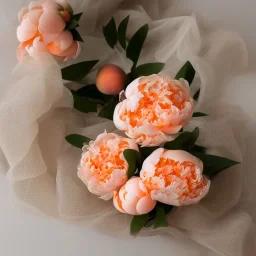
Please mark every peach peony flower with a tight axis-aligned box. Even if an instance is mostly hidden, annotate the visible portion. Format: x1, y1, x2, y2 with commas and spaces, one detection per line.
140, 148, 210, 206
113, 177, 157, 215
78, 132, 139, 200
114, 75, 194, 147
16, 0, 80, 61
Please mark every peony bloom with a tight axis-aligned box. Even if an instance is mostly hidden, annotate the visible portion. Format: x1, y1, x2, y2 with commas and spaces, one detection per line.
140, 148, 210, 206
17, 0, 80, 61
113, 177, 157, 215
78, 132, 139, 200
114, 75, 193, 147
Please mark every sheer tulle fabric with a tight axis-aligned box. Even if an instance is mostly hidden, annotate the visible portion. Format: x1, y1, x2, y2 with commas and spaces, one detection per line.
0, 0, 254, 256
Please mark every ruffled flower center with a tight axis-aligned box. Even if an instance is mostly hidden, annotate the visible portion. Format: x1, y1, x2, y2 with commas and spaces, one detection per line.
144, 157, 208, 200
83, 139, 129, 182
120, 80, 189, 128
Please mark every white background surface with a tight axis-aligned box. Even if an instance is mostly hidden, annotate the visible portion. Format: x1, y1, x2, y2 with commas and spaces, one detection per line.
0, 1, 256, 255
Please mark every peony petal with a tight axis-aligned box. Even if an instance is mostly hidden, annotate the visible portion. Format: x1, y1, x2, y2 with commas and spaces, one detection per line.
42, 33, 59, 44
17, 44, 28, 61
125, 177, 144, 197
18, 8, 29, 23
39, 10, 66, 34
27, 9, 43, 25
17, 20, 37, 42
28, 1, 44, 10
136, 196, 156, 215
42, 1, 62, 11
56, 41, 80, 59
48, 31, 73, 55
162, 150, 203, 171
122, 198, 138, 215
113, 102, 128, 131
113, 192, 126, 213
160, 125, 183, 134
125, 77, 140, 98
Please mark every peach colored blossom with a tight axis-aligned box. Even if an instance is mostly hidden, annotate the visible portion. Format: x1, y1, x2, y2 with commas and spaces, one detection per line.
16, 0, 80, 62
78, 132, 139, 200
113, 177, 156, 215
114, 75, 194, 147
140, 148, 210, 206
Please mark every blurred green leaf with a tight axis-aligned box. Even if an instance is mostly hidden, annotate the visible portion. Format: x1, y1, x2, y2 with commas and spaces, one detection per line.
193, 89, 200, 100
175, 61, 195, 85
140, 146, 159, 160
72, 12, 83, 22
70, 29, 84, 42
123, 149, 142, 179
126, 24, 149, 66
130, 214, 149, 235
190, 151, 240, 179
164, 127, 199, 150
68, 19, 78, 29
71, 91, 98, 113
118, 15, 130, 49
103, 17, 118, 48
192, 145, 207, 153
154, 204, 168, 229
98, 98, 119, 120
62, 60, 99, 81
65, 134, 91, 148
133, 62, 165, 79
193, 112, 208, 117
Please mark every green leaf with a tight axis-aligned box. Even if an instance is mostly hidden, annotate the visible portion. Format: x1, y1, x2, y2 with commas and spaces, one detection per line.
123, 149, 142, 179
190, 151, 240, 179
140, 146, 159, 160
62, 60, 99, 81
72, 91, 98, 113
164, 127, 199, 150
130, 214, 149, 235
118, 15, 129, 49
193, 89, 200, 100
75, 84, 113, 103
126, 24, 149, 66
193, 112, 208, 117
65, 134, 91, 148
192, 145, 206, 153
72, 12, 83, 22
133, 63, 165, 79
68, 19, 78, 30
103, 17, 118, 49
175, 61, 195, 85
98, 98, 119, 120
70, 29, 84, 42
154, 204, 168, 229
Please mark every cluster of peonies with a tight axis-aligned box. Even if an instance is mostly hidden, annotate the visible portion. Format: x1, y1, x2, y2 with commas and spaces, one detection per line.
78, 74, 211, 215
17, 0, 80, 61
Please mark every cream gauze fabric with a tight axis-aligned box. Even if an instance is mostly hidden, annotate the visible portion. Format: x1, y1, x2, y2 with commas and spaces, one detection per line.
0, 1, 255, 256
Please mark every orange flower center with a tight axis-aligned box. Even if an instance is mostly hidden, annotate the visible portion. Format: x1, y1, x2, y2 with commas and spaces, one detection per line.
84, 140, 129, 182
120, 81, 189, 128
144, 157, 207, 199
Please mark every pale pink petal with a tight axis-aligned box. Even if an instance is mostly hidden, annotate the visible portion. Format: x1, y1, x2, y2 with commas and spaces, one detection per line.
39, 10, 66, 34
28, 1, 43, 10
113, 192, 126, 213
125, 178, 143, 197
160, 125, 183, 134
162, 150, 203, 171
122, 199, 138, 215
125, 77, 140, 98
27, 9, 43, 25
18, 8, 29, 23
42, 33, 59, 44
42, 1, 62, 11
57, 41, 80, 59
136, 196, 156, 215
17, 20, 37, 42
113, 102, 128, 131
48, 31, 73, 55
27, 37, 48, 57
17, 44, 28, 61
